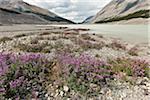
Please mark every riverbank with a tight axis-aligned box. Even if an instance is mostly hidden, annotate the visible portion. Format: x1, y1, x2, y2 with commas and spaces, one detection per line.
51, 24, 150, 45
1, 24, 149, 44
0, 25, 150, 100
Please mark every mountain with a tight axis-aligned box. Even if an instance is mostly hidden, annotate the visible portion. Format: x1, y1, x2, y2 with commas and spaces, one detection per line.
90, 0, 150, 24
82, 16, 94, 23
0, 0, 74, 24
0, 7, 48, 24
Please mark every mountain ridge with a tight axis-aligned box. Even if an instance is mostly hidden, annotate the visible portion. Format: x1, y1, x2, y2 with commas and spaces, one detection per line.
87, 0, 150, 24
82, 16, 94, 24
0, 0, 74, 24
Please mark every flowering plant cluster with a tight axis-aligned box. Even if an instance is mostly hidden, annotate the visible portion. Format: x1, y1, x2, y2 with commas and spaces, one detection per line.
0, 51, 149, 98
57, 53, 114, 93
58, 53, 113, 80
58, 53, 150, 93
110, 58, 150, 78
0, 52, 52, 99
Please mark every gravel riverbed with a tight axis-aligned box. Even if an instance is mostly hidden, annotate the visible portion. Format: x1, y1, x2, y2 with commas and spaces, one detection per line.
0, 25, 150, 100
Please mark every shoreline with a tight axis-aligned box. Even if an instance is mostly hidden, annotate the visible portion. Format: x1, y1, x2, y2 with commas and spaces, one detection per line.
0, 24, 149, 45
51, 24, 150, 45
0, 25, 149, 57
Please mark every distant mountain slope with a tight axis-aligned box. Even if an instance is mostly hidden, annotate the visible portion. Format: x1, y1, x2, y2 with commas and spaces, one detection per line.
0, 7, 48, 24
82, 16, 94, 23
0, 0, 74, 24
91, 0, 150, 24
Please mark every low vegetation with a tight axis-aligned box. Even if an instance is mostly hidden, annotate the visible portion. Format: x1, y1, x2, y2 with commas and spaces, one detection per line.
95, 10, 150, 23
0, 53, 53, 99
0, 37, 13, 43
13, 34, 27, 38
1, 51, 149, 99
0, 28, 149, 99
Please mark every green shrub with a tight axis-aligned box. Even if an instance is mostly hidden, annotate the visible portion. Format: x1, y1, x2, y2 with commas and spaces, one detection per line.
110, 58, 150, 78
39, 32, 52, 36
0, 37, 13, 43
14, 34, 27, 38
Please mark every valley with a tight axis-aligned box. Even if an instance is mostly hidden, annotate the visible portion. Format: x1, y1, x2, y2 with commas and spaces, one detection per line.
0, 0, 150, 100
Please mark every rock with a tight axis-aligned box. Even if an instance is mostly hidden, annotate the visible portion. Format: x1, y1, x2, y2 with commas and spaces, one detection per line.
35, 92, 39, 96
49, 84, 52, 87
45, 93, 49, 97
54, 93, 59, 98
100, 87, 110, 94
47, 97, 51, 100
134, 86, 140, 91
27, 87, 30, 90
136, 77, 149, 85
136, 78, 143, 85
90, 83, 98, 88
63, 86, 69, 92
60, 91, 64, 97
144, 89, 150, 95
50, 93, 54, 97
56, 89, 59, 93
106, 89, 112, 97
70, 90, 75, 95
89, 83, 100, 91
120, 92, 127, 98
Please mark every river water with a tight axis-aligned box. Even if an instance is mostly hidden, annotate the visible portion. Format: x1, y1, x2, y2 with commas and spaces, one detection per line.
0, 24, 149, 45
52, 24, 150, 44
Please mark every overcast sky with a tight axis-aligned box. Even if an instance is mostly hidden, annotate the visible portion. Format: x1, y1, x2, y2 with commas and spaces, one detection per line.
23, 0, 112, 22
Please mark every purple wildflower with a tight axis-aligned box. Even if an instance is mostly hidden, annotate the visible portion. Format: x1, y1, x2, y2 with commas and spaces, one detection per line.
15, 96, 20, 100
0, 88, 6, 93
58, 53, 112, 81
9, 76, 24, 88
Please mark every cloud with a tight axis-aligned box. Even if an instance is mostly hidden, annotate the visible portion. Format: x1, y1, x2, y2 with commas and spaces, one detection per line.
23, 0, 112, 22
